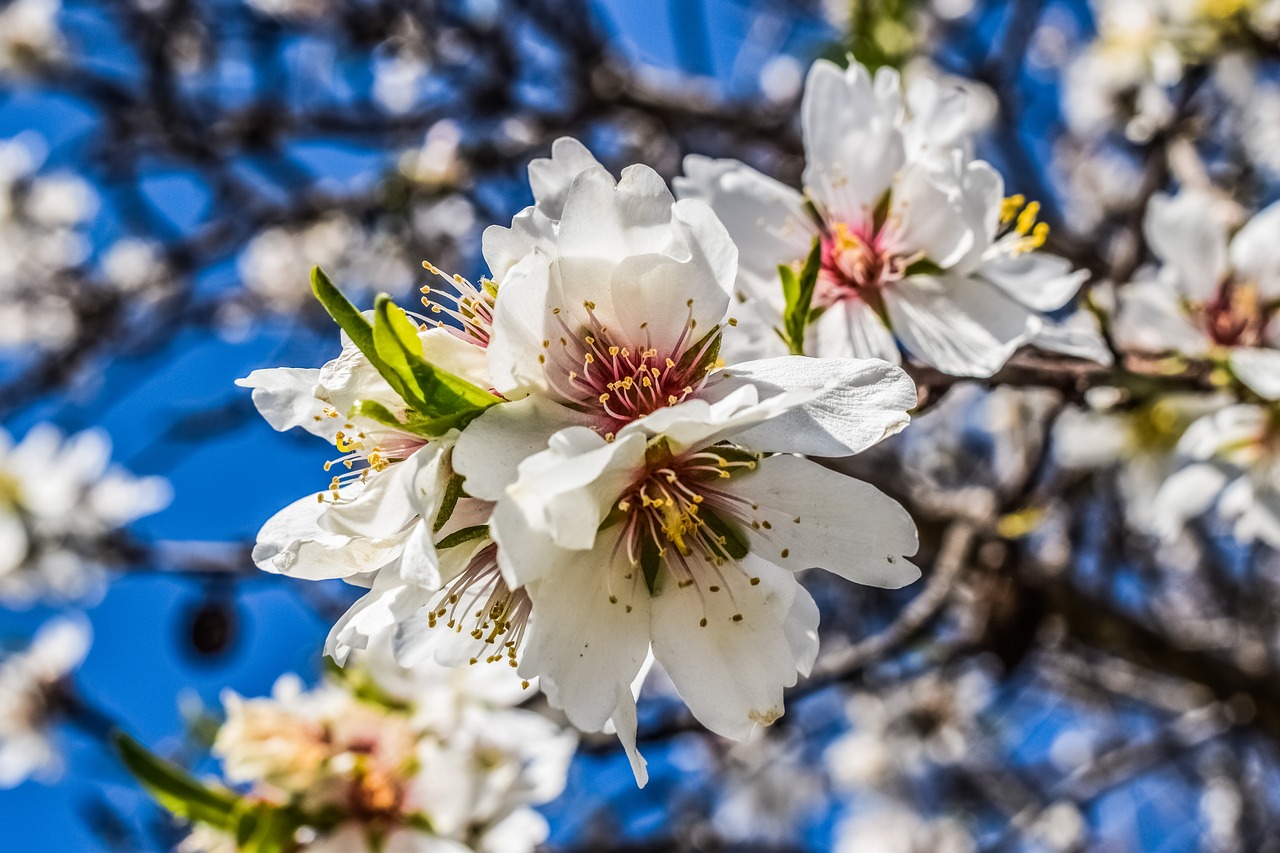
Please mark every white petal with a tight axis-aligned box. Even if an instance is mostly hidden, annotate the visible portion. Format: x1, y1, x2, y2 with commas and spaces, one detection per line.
609, 679, 648, 787
485, 250, 556, 397
979, 251, 1089, 312
1229, 348, 1280, 400
235, 368, 332, 439
707, 356, 916, 457
801, 59, 905, 221
1112, 279, 1211, 357
813, 298, 901, 363
1230, 200, 1280, 298
492, 429, 646, 584
518, 539, 651, 733
650, 557, 803, 740
1176, 404, 1267, 461
1031, 310, 1115, 365
891, 162, 975, 269
452, 396, 594, 501
784, 579, 820, 678
625, 383, 814, 456
673, 155, 817, 301
482, 208, 558, 281
253, 491, 401, 580
886, 274, 1036, 377
1144, 191, 1229, 301
0, 513, 28, 577
326, 568, 432, 664
527, 137, 604, 220
1150, 462, 1231, 540
322, 451, 425, 540
735, 453, 920, 588
418, 327, 490, 389
557, 164, 677, 260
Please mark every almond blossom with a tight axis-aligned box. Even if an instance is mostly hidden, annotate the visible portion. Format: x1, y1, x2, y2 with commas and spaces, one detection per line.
0, 615, 91, 788
674, 57, 1102, 377
0, 425, 170, 605
1151, 403, 1280, 549
182, 630, 575, 853
1114, 189, 1280, 398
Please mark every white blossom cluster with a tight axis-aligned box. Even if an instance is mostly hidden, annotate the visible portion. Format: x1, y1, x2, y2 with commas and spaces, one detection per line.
1056, 189, 1280, 548
0, 425, 170, 605
0, 135, 99, 351
237, 56, 1104, 790
0, 614, 90, 788
181, 632, 575, 853
1063, 0, 1280, 143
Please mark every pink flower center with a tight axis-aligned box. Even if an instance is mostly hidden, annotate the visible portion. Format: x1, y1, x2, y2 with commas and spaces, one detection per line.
815, 220, 917, 310
1203, 280, 1269, 348
542, 301, 722, 436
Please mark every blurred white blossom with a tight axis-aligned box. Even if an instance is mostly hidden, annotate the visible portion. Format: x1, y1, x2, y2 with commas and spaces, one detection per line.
834, 800, 975, 853
0, 615, 90, 788
0, 0, 64, 73
0, 425, 170, 605
185, 632, 575, 853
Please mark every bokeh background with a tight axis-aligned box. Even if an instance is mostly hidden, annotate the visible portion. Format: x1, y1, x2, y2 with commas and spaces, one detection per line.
2, 0, 1280, 850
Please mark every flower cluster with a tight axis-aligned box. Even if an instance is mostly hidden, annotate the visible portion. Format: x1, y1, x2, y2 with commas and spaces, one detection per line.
0, 615, 90, 788
0, 425, 171, 605
180, 632, 575, 853
242, 115, 928, 781
675, 58, 1106, 377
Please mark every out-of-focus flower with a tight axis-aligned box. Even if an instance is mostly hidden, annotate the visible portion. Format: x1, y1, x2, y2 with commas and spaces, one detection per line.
400, 121, 465, 188
1055, 389, 1226, 534
834, 800, 975, 853
1152, 404, 1280, 548
0, 0, 64, 73
677, 57, 1098, 377
101, 237, 170, 296
237, 214, 418, 312
1063, 0, 1272, 142
827, 667, 992, 789
242, 0, 330, 21
185, 632, 575, 853
0, 136, 97, 350
1113, 190, 1280, 397
711, 729, 824, 846
0, 615, 91, 788
0, 425, 171, 605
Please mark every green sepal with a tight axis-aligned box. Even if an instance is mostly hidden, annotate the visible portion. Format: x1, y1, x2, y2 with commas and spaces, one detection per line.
311, 266, 379, 366
112, 731, 242, 833
700, 508, 750, 561
372, 295, 500, 423
433, 473, 465, 533
640, 535, 663, 595
779, 236, 822, 356
435, 524, 490, 550
349, 400, 438, 440
902, 258, 944, 278
322, 657, 413, 712
236, 802, 300, 853
674, 326, 722, 381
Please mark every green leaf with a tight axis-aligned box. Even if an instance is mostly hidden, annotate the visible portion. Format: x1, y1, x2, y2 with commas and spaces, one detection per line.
700, 508, 750, 561
432, 473, 465, 533
372, 295, 500, 422
237, 803, 300, 853
779, 237, 822, 356
349, 400, 437, 439
435, 524, 490, 550
112, 731, 241, 832
311, 266, 378, 364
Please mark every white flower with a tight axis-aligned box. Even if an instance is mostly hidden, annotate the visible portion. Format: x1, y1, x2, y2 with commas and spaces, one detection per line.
827, 667, 991, 790
0, 615, 91, 788
675, 57, 1095, 377
479, 382, 919, 785
201, 629, 574, 853
0, 0, 63, 73
1114, 190, 1280, 398
834, 801, 975, 853
238, 214, 417, 312
0, 425, 170, 605
1152, 404, 1280, 548
1054, 390, 1226, 535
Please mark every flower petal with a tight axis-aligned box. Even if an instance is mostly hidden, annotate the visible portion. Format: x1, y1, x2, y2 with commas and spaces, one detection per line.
235, 368, 333, 439
1113, 279, 1211, 357
734, 453, 920, 588
813, 297, 901, 363
253, 491, 402, 580
527, 136, 604, 220
886, 274, 1036, 377
1229, 348, 1280, 400
979, 251, 1089, 312
453, 396, 595, 501
1144, 191, 1229, 302
1230, 200, 1280, 299
518, 538, 651, 733
650, 556, 805, 740
707, 356, 915, 457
